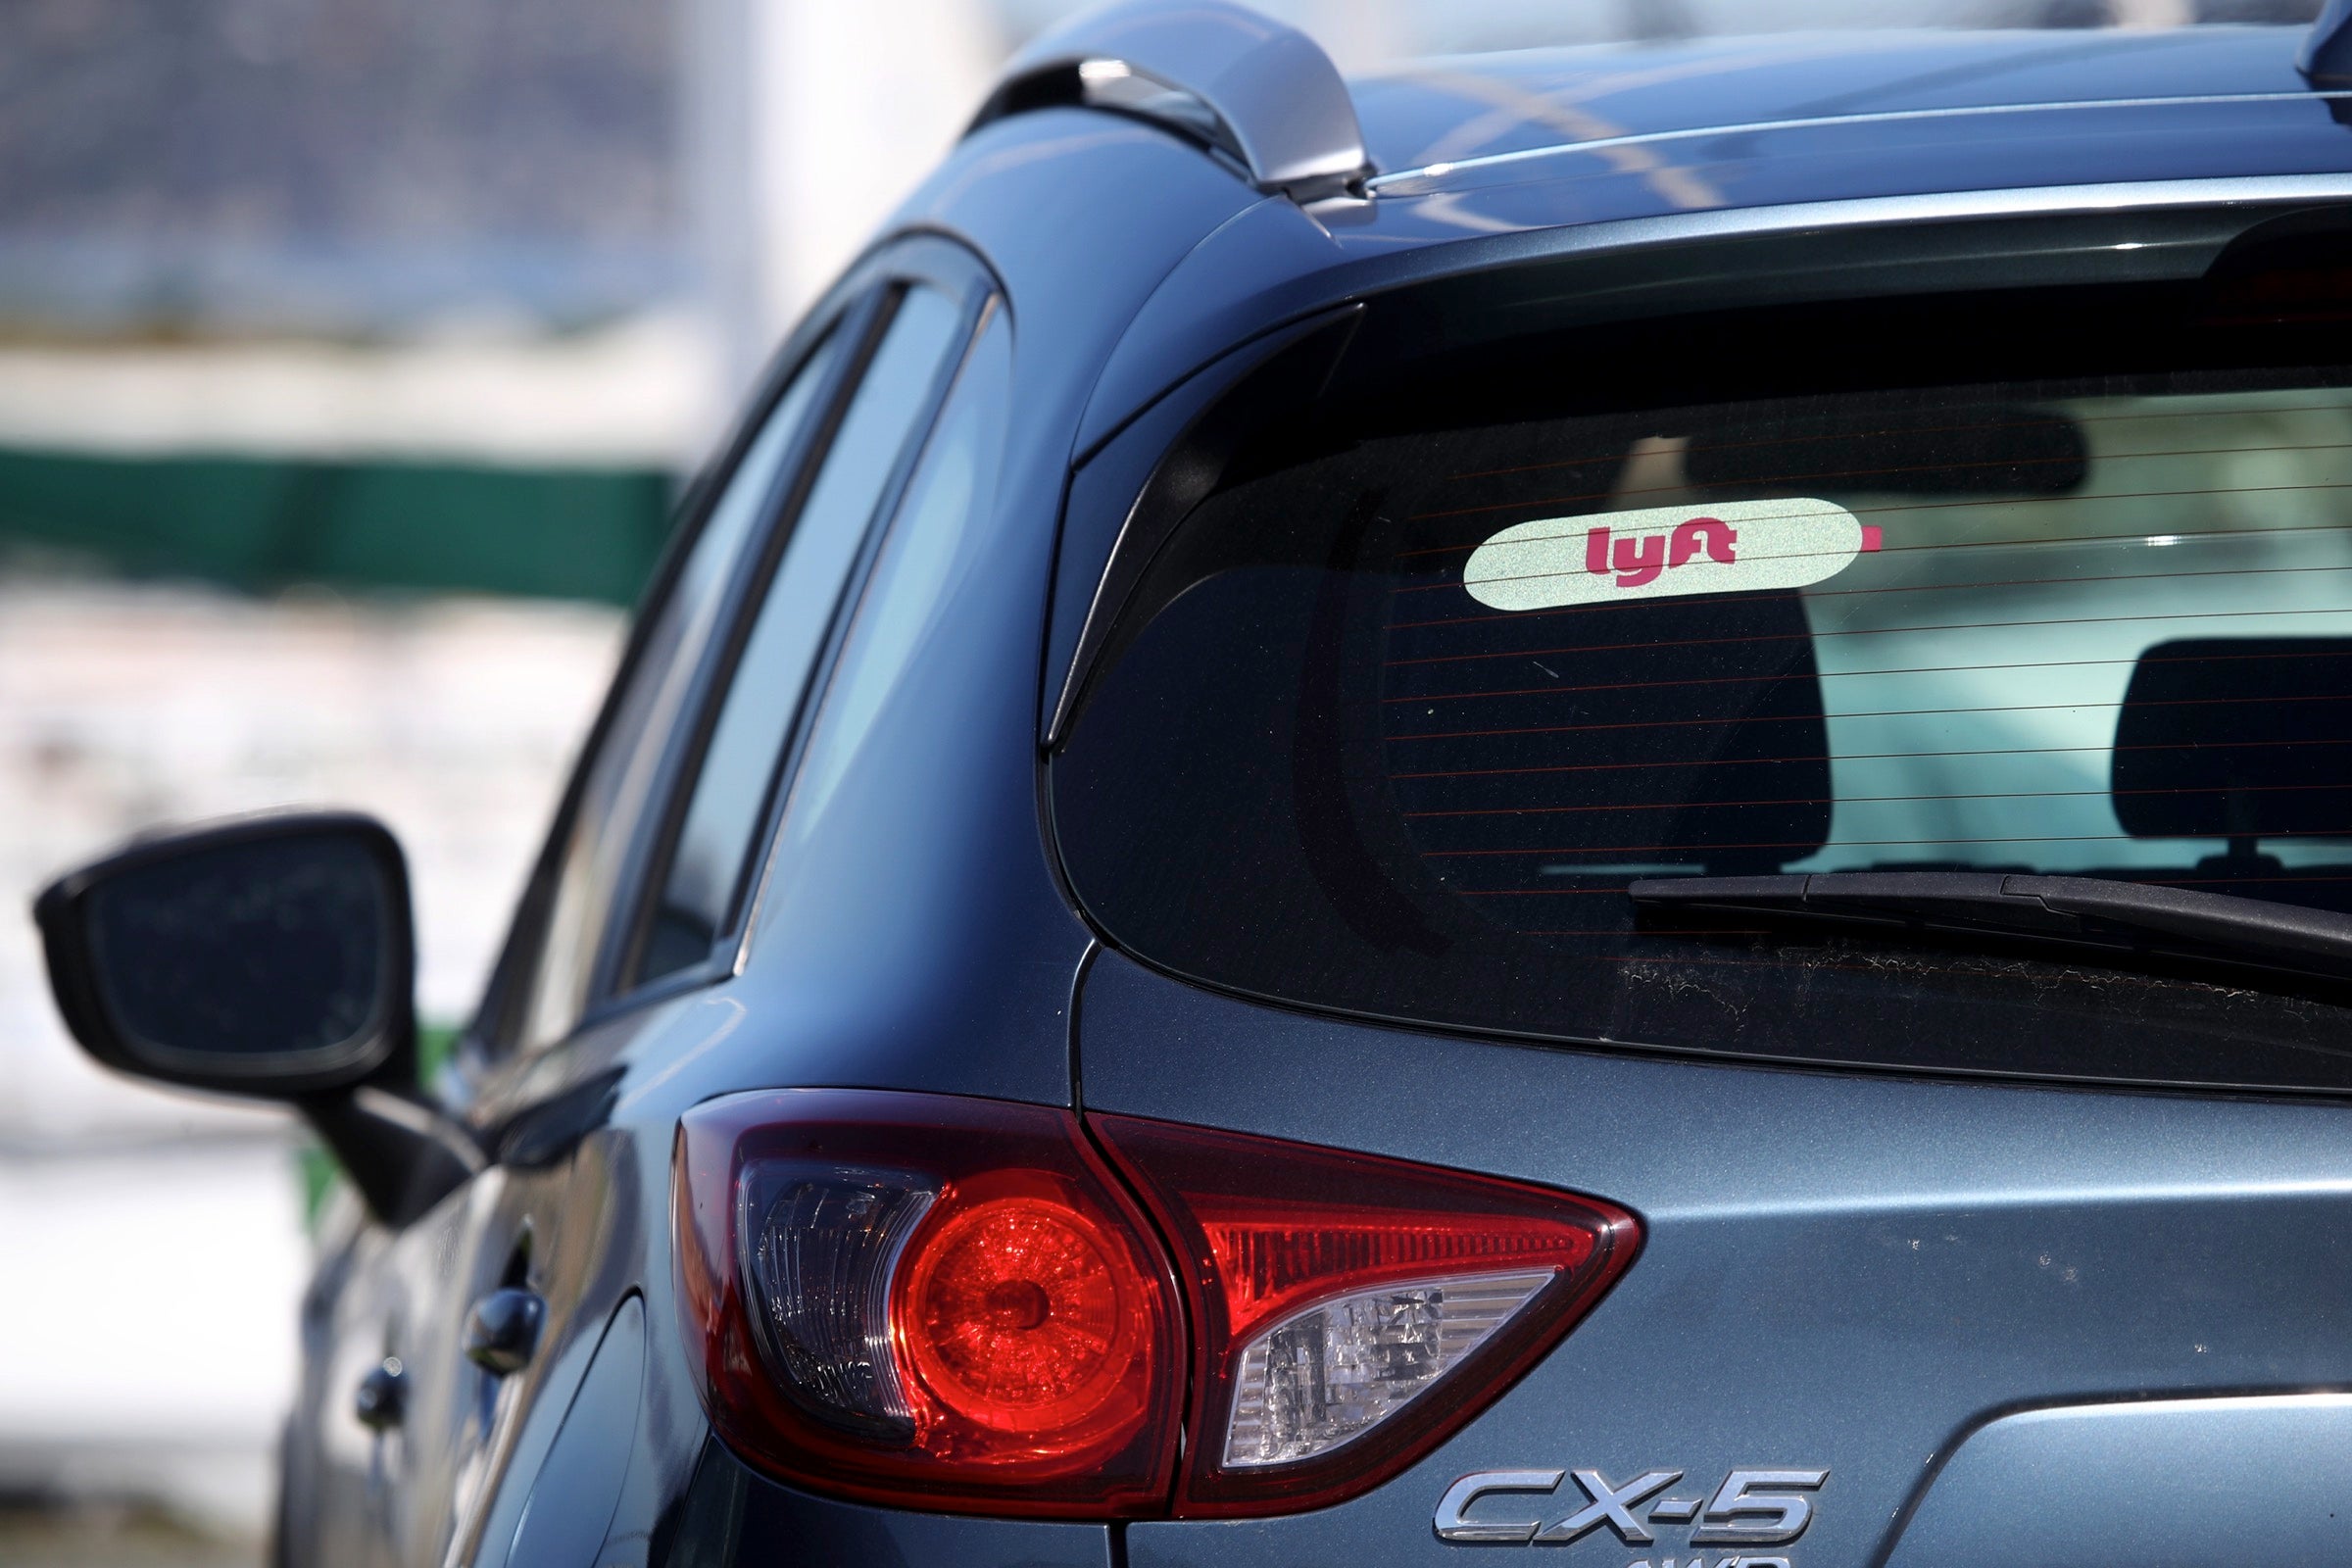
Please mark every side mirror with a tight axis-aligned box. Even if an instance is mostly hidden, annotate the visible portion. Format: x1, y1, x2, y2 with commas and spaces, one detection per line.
35, 812, 416, 1097
34, 812, 477, 1225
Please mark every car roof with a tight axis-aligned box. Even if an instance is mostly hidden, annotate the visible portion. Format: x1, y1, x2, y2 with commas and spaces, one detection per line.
1348, 25, 2343, 237
919, 17, 2345, 292
1352, 26, 2316, 181
901, 14, 2352, 459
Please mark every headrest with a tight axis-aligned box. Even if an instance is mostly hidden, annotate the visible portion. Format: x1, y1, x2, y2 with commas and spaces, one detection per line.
2113, 637, 2352, 841
1389, 587, 1831, 875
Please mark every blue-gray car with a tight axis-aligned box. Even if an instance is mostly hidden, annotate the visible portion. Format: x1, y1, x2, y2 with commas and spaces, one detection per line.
34, 3, 2352, 1564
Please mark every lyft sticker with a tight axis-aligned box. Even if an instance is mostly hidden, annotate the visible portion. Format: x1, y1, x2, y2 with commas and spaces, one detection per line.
1462, 497, 1880, 611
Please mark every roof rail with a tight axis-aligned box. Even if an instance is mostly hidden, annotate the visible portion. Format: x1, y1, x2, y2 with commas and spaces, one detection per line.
966, 0, 1372, 202
2302, 0, 2352, 88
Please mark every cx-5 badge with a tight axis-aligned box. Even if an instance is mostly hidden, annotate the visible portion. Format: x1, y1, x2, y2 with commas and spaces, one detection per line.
1435, 1467, 1827, 1555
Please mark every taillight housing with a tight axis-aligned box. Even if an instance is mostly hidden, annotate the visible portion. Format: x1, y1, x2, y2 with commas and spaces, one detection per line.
673, 1091, 1638, 1519
672, 1090, 1183, 1516
1094, 1114, 1639, 1515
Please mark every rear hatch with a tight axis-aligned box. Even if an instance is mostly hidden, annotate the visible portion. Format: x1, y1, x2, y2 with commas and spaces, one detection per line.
1051, 208, 2352, 1564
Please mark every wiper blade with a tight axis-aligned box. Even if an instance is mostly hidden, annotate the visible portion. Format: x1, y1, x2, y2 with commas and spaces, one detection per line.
1627, 871, 2352, 985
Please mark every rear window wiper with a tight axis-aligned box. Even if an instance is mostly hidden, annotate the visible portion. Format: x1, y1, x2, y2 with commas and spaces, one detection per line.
1627, 871, 2352, 987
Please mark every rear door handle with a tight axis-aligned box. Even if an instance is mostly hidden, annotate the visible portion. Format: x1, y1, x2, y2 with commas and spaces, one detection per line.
463, 1288, 546, 1376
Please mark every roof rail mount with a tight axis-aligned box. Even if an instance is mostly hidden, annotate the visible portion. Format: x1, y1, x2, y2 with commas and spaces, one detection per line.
2301, 0, 2352, 121
967, 0, 1373, 203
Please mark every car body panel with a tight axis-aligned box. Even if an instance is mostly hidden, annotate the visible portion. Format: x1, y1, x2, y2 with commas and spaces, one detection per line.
1881, 1395, 2352, 1567
1070, 195, 1351, 458
894, 108, 1267, 466
456, 1003, 766, 1568
284, 1172, 538, 1568
1081, 952, 2352, 1566
500, 1294, 644, 1568
1355, 94, 2352, 230
1350, 27, 2317, 176
663, 1441, 1115, 1568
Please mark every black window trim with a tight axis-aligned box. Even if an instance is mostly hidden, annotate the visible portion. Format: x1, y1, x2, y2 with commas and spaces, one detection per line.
460, 233, 1002, 1073
722, 290, 1012, 984
577, 284, 905, 1007
460, 299, 865, 1067
597, 273, 997, 1010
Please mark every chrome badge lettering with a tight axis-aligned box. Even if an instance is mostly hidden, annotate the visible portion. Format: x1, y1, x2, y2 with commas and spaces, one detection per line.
1435, 1466, 1826, 1556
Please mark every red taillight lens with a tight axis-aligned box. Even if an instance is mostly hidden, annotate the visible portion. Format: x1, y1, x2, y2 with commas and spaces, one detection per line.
895, 1183, 1156, 1444
672, 1090, 1181, 1517
1093, 1114, 1639, 1515
673, 1092, 1638, 1520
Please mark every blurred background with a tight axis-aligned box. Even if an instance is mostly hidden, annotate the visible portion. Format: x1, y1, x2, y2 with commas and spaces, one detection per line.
0, 0, 2326, 1561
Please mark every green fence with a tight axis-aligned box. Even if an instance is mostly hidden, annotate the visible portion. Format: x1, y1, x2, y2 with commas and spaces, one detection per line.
0, 447, 675, 605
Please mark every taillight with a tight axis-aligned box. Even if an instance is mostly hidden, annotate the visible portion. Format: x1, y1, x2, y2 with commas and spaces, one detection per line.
672, 1090, 1182, 1517
1093, 1114, 1638, 1514
673, 1091, 1638, 1520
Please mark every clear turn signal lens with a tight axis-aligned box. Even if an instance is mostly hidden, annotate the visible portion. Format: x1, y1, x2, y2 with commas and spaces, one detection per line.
1093, 1115, 1640, 1516
1224, 1270, 1554, 1468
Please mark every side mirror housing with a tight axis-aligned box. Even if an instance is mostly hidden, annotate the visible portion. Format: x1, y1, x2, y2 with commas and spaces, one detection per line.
34, 811, 476, 1225
35, 811, 416, 1096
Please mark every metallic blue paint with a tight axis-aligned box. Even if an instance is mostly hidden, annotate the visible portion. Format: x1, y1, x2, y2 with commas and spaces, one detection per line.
2308, 0, 2352, 86
1351, 28, 2319, 176
501, 1296, 645, 1568
1085, 953, 2352, 1568
1883, 1396, 2352, 1566
665, 1441, 1116, 1567
1358, 95, 2352, 226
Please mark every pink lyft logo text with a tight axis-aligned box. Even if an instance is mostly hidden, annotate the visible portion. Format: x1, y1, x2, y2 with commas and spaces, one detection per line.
1586, 514, 1740, 587
1463, 499, 1879, 611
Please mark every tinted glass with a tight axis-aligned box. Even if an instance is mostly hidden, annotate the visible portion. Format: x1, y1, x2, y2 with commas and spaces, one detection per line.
631, 285, 969, 985
1054, 289, 2352, 1091
779, 305, 1011, 849
89, 833, 388, 1059
519, 328, 842, 1049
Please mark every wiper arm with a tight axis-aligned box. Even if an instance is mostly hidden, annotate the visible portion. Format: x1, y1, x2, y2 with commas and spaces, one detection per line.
1627, 871, 2352, 985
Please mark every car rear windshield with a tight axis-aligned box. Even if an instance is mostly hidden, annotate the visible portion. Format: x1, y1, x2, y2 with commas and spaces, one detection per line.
1052, 283, 2352, 1092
